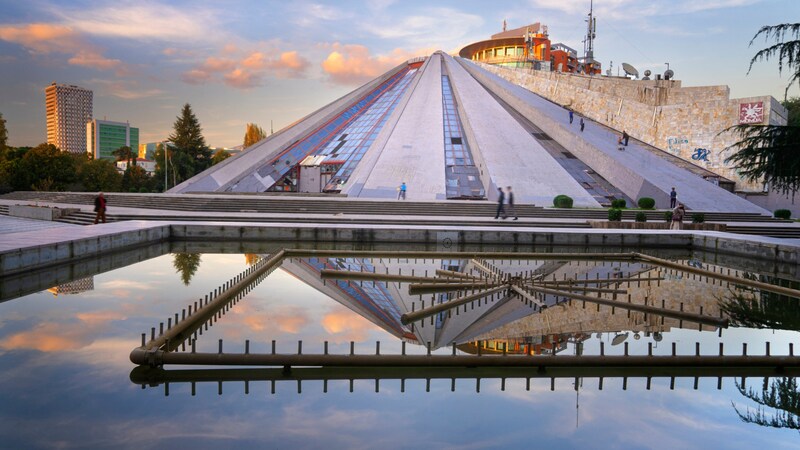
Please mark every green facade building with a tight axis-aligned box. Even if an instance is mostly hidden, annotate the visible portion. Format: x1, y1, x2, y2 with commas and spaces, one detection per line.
86, 119, 139, 160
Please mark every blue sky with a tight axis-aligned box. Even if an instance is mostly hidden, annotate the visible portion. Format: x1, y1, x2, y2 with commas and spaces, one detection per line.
0, 0, 798, 148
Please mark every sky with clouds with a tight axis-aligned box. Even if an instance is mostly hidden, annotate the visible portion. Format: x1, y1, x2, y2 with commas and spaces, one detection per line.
0, 0, 798, 148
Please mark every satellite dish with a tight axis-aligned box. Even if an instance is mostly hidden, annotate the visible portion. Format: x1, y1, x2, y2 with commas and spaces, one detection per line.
611, 332, 629, 346
664, 69, 674, 80
621, 62, 639, 78
644, 69, 651, 77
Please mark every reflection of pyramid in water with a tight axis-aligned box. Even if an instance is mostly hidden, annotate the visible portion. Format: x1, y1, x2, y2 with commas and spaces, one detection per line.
280, 255, 703, 350
169, 52, 602, 206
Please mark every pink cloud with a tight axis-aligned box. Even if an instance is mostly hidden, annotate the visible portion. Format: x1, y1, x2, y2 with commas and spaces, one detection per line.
321, 310, 380, 343
180, 45, 310, 89
0, 22, 129, 74
0, 310, 124, 352
321, 43, 427, 85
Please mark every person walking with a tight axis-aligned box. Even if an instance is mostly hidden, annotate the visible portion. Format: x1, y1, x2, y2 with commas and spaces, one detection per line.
569, 110, 574, 124
580, 117, 585, 132
398, 182, 407, 200
93, 192, 107, 224
494, 187, 507, 219
622, 130, 630, 146
669, 187, 677, 208
507, 186, 518, 220
670, 203, 685, 230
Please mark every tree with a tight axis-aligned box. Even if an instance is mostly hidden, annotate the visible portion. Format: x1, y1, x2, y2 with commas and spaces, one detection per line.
733, 377, 800, 432
13, 143, 77, 191
783, 97, 800, 127
0, 112, 8, 156
725, 23, 800, 197
211, 148, 231, 165
173, 252, 202, 285
79, 158, 122, 192
122, 164, 150, 192
112, 145, 134, 163
168, 103, 211, 181
243, 122, 266, 148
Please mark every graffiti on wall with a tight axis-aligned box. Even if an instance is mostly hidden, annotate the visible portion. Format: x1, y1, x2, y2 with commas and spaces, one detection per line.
666, 137, 688, 154
691, 148, 710, 161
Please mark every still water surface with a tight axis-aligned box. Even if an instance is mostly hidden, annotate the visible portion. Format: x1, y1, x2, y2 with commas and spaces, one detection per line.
1, 247, 798, 449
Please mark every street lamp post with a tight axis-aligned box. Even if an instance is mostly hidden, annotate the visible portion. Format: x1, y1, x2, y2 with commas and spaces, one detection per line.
162, 141, 171, 193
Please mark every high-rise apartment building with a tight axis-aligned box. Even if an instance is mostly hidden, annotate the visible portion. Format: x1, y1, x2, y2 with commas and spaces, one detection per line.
87, 119, 139, 160
45, 82, 93, 154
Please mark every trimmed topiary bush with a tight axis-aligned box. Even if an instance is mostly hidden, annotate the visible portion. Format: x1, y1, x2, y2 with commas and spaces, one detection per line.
637, 197, 655, 209
608, 208, 623, 221
691, 213, 705, 223
635, 212, 647, 222
553, 194, 574, 208
774, 209, 792, 220
611, 199, 627, 209
664, 211, 673, 222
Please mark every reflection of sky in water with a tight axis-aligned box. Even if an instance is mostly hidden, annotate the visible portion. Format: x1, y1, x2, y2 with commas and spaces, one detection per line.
1, 253, 799, 449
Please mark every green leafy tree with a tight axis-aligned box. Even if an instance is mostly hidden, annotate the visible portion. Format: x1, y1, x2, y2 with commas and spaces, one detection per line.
173, 252, 202, 285
168, 104, 211, 182
211, 148, 231, 165
80, 158, 122, 192
0, 112, 8, 156
725, 23, 800, 196
783, 97, 800, 127
122, 164, 150, 192
112, 145, 134, 163
243, 122, 266, 148
13, 143, 77, 191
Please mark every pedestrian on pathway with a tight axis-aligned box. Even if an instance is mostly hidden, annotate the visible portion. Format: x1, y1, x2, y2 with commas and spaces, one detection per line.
507, 186, 518, 220
93, 192, 107, 224
580, 117, 585, 132
622, 130, 630, 146
398, 182, 407, 200
670, 203, 685, 230
617, 135, 625, 151
670, 187, 677, 208
494, 187, 507, 219
569, 110, 574, 124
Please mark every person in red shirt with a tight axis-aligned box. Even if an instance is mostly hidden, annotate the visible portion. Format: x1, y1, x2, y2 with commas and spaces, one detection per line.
94, 192, 107, 224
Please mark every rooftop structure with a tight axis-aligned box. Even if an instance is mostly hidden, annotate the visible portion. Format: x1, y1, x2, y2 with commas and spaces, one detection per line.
45, 83, 93, 154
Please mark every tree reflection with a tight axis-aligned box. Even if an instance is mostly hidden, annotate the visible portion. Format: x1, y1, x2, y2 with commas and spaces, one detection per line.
244, 253, 260, 266
733, 378, 800, 432
720, 273, 800, 331
173, 253, 201, 286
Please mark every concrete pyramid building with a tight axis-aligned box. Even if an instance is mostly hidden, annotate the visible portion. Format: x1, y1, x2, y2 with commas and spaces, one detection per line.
170, 52, 768, 214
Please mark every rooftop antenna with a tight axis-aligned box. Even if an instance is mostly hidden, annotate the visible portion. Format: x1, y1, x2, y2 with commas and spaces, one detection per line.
503, 19, 507, 32
270, 120, 274, 135
582, 0, 597, 70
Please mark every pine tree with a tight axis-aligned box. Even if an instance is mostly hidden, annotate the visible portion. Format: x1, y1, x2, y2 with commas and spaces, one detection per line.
243, 123, 267, 148
168, 104, 211, 180
172, 252, 202, 285
725, 23, 800, 196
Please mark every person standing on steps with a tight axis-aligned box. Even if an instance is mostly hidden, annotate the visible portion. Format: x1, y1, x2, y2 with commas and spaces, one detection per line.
494, 187, 507, 219
622, 130, 630, 146
580, 117, 585, 132
569, 110, 574, 124
398, 182, 407, 200
507, 186, 518, 220
670, 187, 677, 208
93, 192, 107, 224
671, 203, 685, 230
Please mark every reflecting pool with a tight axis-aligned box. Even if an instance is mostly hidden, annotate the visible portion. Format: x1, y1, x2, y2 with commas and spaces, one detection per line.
1, 244, 799, 449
